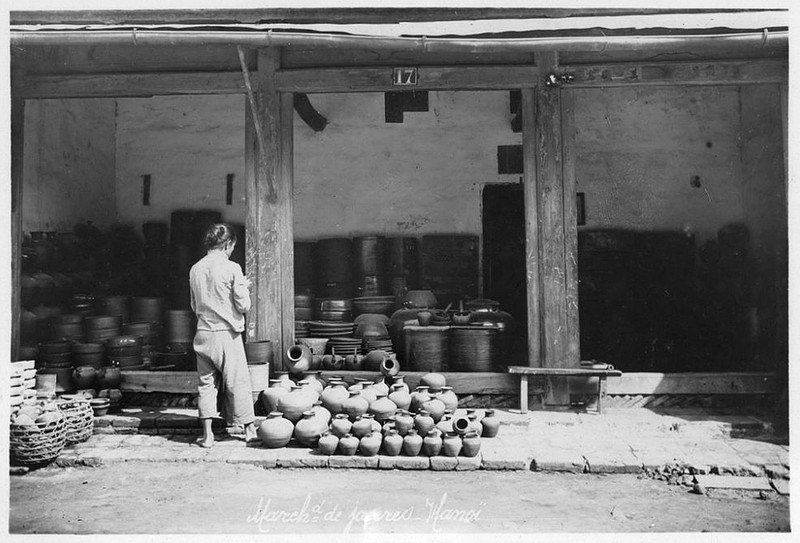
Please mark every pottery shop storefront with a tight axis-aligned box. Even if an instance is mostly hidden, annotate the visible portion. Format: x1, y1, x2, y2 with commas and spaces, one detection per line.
9, 9, 788, 410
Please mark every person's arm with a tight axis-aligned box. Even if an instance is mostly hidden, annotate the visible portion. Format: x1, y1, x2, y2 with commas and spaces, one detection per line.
189, 271, 197, 314
231, 264, 252, 315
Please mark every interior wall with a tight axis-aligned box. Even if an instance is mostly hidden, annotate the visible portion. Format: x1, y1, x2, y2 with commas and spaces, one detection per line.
22, 98, 117, 233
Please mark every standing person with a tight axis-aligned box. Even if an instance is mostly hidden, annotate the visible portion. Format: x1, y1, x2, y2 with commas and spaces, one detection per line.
189, 223, 257, 447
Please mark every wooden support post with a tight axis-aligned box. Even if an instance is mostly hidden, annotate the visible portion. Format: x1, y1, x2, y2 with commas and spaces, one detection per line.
10, 93, 25, 360
598, 375, 608, 415
519, 374, 529, 414
560, 89, 580, 365
279, 92, 296, 367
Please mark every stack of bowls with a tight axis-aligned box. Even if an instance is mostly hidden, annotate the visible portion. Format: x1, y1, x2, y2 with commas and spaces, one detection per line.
85, 315, 122, 344
50, 314, 85, 342
71, 342, 106, 370
96, 295, 131, 324
295, 321, 310, 339
314, 298, 353, 322
352, 296, 396, 317
123, 321, 161, 366
354, 320, 393, 356
107, 335, 144, 369
294, 294, 315, 322
36, 341, 74, 392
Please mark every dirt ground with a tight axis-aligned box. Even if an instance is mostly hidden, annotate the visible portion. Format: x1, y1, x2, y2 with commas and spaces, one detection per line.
8, 463, 790, 534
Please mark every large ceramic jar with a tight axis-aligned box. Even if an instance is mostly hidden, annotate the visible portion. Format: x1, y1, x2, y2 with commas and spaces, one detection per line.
438, 386, 458, 412
422, 395, 446, 423
341, 390, 369, 422
436, 412, 454, 435
330, 413, 352, 438
72, 366, 97, 389
422, 428, 443, 457
97, 366, 122, 389
388, 384, 412, 411
461, 431, 482, 457
262, 379, 290, 413
442, 432, 462, 457
452, 415, 471, 436
393, 410, 415, 436
302, 371, 325, 395
382, 429, 403, 456
368, 392, 397, 423
275, 372, 294, 391
414, 410, 435, 437
338, 433, 359, 456
359, 431, 382, 457
409, 385, 431, 413
372, 376, 390, 396
391, 375, 410, 395
420, 372, 446, 392
277, 385, 313, 424
311, 401, 332, 426
468, 414, 483, 437
402, 429, 423, 457
379, 357, 400, 378
294, 411, 325, 447
359, 382, 378, 404
320, 380, 349, 414
258, 411, 294, 448
351, 415, 373, 439
286, 344, 313, 375
297, 379, 320, 404
481, 409, 500, 438
318, 432, 339, 455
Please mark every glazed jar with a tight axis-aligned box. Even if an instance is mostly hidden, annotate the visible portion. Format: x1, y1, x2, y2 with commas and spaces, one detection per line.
452, 415, 471, 436
359, 382, 378, 404
286, 344, 313, 375
97, 366, 122, 389
422, 396, 446, 423
438, 386, 459, 412
321, 354, 344, 371
442, 432, 462, 457
258, 411, 294, 448
311, 400, 332, 426
381, 418, 396, 437
382, 429, 403, 456
461, 431, 482, 457
436, 412, 454, 435
330, 413, 352, 438
388, 384, 412, 411
372, 376, 390, 396
295, 411, 327, 447
338, 433, 359, 456
409, 385, 431, 413
359, 431, 382, 457
391, 375, 410, 395
302, 371, 325, 395
341, 390, 370, 422
402, 429, 423, 457
368, 392, 398, 423
351, 415, 374, 439
344, 354, 364, 371
318, 432, 339, 455
297, 379, 320, 403
379, 357, 400, 378
481, 409, 500, 438
72, 366, 97, 389
420, 372, 446, 392
277, 385, 313, 424
362, 349, 391, 372
393, 410, 415, 436
275, 372, 294, 391
320, 380, 349, 414
468, 414, 483, 437
414, 409, 435, 437
422, 428, 443, 457
262, 379, 290, 413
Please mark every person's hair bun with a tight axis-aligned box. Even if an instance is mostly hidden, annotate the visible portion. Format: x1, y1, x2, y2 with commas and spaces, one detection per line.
203, 223, 237, 250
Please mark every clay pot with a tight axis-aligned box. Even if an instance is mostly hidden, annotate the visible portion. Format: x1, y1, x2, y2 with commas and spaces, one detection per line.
321, 354, 344, 371
337, 433, 359, 456
244, 340, 274, 364
402, 429, 423, 457
368, 393, 398, 423
436, 412, 454, 435
341, 391, 369, 422
409, 385, 431, 413
379, 357, 400, 378
320, 381, 349, 414
294, 411, 325, 447
344, 354, 364, 371
388, 384, 412, 411
296, 379, 320, 404
420, 372, 446, 392
414, 410, 435, 437
381, 418, 396, 437
416, 310, 433, 326
382, 429, 403, 456
358, 382, 378, 404
461, 431, 482, 457
468, 414, 483, 437
262, 379, 290, 413
402, 290, 438, 309
359, 431, 382, 457
318, 432, 339, 455
310, 401, 332, 427
391, 375, 410, 395
351, 414, 375, 439
422, 397, 446, 423
481, 409, 500, 438
72, 365, 97, 389
372, 376, 390, 396
258, 412, 294, 448
422, 428, 443, 457
286, 344, 312, 375
330, 413, 352, 438
442, 432, 462, 457
452, 415, 471, 436
394, 410, 415, 436
362, 350, 390, 372
97, 366, 122, 389
275, 372, 294, 391
90, 398, 110, 417
277, 385, 314, 424
302, 371, 325, 395
310, 355, 322, 371
438, 386, 459, 412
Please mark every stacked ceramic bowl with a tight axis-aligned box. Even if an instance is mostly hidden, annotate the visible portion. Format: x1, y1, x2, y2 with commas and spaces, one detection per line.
352, 296, 396, 317
122, 321, 162, 367
9, 360, 37, 412
84, 315, 122, 343
294, 294, 315, 322
50, 314, 85, 343
295, 321, 311, 339
314, 298, 353, 322
107, 335, 144, 370
36, 341, 73, 393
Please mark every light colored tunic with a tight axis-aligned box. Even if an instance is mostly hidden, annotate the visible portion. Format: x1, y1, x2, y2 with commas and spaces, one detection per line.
189, 251, 251, 332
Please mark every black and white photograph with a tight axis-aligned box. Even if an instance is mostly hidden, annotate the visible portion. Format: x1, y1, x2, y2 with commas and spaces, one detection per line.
2, 1, 793, 538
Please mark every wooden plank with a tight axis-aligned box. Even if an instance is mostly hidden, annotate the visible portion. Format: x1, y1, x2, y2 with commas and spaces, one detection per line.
521, 86, 542, 369
560, 88, 580, 365
508, 366, 621, 376
282, 49, 535, 69
275, 65, 540, 93
606, 372, 779, 396
119, 371, 200, 393
279, 92, 296, 370
15, 71, 248, 98
563, 59, 787, 88
10, 93, 24, 360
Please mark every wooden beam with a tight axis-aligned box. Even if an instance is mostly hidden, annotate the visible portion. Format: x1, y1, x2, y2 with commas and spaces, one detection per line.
10, 92, 24, 360
279, 92, 296, 372
14, 71, 248, 98
560, 89, 580, 365
606, 372, 779, 396
521, 86, 542, 370
563, 59, 787, 88
275, 65, 539, 93
119, 371, 200, 393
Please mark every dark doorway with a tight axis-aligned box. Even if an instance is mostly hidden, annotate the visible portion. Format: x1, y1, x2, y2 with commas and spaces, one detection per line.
482, 183, 528, 363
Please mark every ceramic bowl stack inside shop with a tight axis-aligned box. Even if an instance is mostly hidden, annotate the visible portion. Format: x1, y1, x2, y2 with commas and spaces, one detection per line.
107, 335, 144, 370
308, 321, 358, 355
314, 298, 353, 322
295, 320, 311, 339
122, 321, 162, 367
36, 341, 74, 393
294, 294, 315, 322
354, 318, 393, 356
50, 314, 85, 343
84, 315, 122, 343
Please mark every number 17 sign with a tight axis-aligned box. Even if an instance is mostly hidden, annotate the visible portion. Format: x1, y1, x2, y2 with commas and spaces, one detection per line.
392, 67, 419, 86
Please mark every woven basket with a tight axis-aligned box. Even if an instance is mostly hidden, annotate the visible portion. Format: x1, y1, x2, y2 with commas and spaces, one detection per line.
9, 412, 67, 467
57, 397, 95, 444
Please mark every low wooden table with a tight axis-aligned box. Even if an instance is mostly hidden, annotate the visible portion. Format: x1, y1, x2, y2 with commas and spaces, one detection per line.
507, 366, 623, 414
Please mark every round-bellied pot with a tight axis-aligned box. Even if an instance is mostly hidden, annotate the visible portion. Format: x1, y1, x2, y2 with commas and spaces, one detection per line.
409, 386, 431, 414
388, 384, 412, 411
275, 372, 294, 391
294, 411, 325, 447
468, 414, 483, 437
442, 432, 462, 457
97, 366, 122, 389
358, 382, 378, 404
262, 379, 290, 413
330, 413, 352, 438
452, 415, 471, 436
337, 433, 359, 456
382, 429, 403, 456
302, 371, 325, 395
368, 393, 397, 423
422, 428, 443, 457
372, 377, 390, 397
320, 380, 349, 414
420, 372, 446, 392
72, 365, 97, 389
391, 375, 410, 395
481, 409, 500, 438
359, 431, 382, 457
277, 385, 313, 424
310, 401, 331, 427
351, 415, 375, 439
258, 411, 294, 448
341, 390, 369, 422
438, 386, 458, 412
379, 357, 400, 378
296, 379, 320, 404
401, 429, 423, 457
362, 350, 390, 372
422, 396, 446, 424
461, 431, 482, 457
286, 344, 312, 375
394, 410, 415, 436
414, 410, 435, 437
318, 432, 339, 455
436, 412, 454, 435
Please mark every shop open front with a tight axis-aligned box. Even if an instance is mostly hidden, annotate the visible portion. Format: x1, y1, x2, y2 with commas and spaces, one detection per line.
10, 11, 788, 410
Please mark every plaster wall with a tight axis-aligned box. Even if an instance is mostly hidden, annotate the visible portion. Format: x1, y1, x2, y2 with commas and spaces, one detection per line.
22, 98, 116, 233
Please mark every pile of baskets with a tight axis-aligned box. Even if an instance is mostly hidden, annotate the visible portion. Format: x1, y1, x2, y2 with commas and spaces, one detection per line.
56, 395, 95, 444
9, 409, 67, 468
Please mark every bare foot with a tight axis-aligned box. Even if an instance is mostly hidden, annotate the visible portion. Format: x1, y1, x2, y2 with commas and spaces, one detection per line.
195, 436, 214, 448
244, 425, 259, 443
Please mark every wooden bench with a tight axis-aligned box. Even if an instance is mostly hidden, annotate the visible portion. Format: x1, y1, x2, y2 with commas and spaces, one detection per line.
507, 366, 623, 414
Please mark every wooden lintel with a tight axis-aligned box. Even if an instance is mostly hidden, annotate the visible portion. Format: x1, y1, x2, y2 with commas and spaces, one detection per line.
562, 59, 787, 87
14, 71, 249, 98
275, 65, 539, 93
